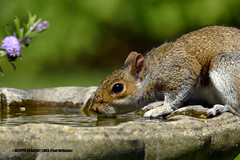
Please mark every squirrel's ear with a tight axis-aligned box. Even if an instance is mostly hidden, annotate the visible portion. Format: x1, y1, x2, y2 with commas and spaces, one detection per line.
124, 52, 139, 66
124, 51, 146, 81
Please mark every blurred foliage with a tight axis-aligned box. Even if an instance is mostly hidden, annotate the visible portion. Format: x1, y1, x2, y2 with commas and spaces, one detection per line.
0, 0, 240, 89
236, 154, 240, 160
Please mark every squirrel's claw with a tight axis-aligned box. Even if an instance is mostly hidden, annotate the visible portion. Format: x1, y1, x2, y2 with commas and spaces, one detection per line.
143, 104, 174, 118
141, 101, 164, 111
207, 104, 231, 117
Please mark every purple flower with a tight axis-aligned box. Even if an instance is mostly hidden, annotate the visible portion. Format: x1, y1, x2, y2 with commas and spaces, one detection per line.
1, 36, 21, 61
31, 21, 49, 32
22, 21, 49, 45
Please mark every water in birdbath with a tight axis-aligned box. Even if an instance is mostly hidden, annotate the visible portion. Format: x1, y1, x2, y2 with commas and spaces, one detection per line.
0, 105, 142, 127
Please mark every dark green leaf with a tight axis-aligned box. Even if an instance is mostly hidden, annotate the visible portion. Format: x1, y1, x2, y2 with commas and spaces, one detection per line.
27, 29, 45, 38
13, 16, 21, 39
25, 18, 42, 37
10, 62, 16, 71
31, 15, 37, 24
5, 24, 14, 36
0, 66, 4, 77
20, 43, 30, 48
20, 43, 26, 48
27, 11, 33, 28
22, 23, 28, 35
19, 28, 24, 39
27, 12, 37, 29
24, 43, 30, 47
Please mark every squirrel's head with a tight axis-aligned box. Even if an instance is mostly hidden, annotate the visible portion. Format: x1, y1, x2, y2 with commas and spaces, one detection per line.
90, 51, 146, 116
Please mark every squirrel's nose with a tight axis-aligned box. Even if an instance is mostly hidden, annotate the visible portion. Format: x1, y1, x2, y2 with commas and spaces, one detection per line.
91, 104, 103, 114
91, 103, 116, 116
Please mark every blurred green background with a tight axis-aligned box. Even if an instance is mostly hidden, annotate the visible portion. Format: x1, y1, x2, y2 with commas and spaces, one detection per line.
1, 0, 240, 89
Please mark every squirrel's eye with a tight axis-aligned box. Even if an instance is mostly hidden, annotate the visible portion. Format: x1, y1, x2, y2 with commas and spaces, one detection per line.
111, 83, 124, 94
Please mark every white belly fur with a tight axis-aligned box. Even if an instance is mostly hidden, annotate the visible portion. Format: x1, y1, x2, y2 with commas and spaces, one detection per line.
186, 84, 223, 107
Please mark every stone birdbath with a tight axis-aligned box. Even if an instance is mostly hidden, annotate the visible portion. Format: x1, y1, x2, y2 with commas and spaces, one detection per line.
0, 86, 239, 159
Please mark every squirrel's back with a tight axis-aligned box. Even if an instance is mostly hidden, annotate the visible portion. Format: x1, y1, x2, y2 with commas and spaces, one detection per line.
145, 26, 240, 85
146, 26, 240, 66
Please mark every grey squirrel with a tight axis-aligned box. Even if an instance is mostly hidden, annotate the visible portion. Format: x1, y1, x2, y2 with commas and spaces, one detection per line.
90, 25, 240, 118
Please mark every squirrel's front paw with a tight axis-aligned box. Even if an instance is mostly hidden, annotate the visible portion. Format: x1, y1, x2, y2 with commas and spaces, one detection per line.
141, 101, 164, 111
144, 104, 174, 118
207, 104, 230, 116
